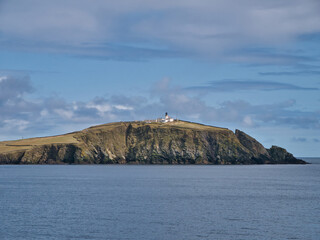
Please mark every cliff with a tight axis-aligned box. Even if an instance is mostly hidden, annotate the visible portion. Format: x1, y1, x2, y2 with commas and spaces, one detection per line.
0, 120, 306, 164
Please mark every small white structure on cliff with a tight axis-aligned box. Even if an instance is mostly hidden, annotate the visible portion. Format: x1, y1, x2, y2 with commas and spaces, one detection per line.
162, 112, 174, 123
144, 112, 176, 123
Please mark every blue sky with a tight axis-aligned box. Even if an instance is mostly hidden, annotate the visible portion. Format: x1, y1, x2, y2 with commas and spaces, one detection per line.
0, 0, 319, 157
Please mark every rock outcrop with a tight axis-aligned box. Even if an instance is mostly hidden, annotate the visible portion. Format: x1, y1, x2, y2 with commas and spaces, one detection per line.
267, 145, 306, 164
0, 121, 306, 164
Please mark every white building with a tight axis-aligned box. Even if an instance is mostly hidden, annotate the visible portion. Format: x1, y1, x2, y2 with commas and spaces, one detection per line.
144, 113, 176, 123
163, 112, 174, 123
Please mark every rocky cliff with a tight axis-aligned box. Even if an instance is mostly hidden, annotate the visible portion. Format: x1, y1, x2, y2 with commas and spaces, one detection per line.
0, 121, 306, 164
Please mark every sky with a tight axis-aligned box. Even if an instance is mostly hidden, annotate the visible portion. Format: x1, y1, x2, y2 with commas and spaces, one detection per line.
0, 0, 319, 157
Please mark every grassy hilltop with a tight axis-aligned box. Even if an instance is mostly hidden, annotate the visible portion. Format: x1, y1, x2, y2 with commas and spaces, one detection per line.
0, 120, 305, 164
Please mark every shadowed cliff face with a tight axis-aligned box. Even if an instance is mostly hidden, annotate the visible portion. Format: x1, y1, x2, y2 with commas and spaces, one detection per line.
235, 129, 270, 163
0, 121, 306, 164
267, 146, 306, 164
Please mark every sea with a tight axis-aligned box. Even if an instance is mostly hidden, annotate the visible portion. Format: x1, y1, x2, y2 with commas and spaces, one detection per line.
1, 158, 319, 240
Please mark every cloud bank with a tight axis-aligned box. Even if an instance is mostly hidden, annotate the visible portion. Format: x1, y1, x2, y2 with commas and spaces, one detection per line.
186, 80, 318, 92
1, 76, 319, 140
1, 0, 320, 61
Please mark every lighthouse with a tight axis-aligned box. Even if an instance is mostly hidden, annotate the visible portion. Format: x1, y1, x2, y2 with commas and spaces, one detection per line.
163, 112, 174, 123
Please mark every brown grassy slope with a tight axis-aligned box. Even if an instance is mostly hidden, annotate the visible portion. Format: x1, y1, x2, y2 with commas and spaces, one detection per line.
0, 133, 79, 154
0, 120, 219, 154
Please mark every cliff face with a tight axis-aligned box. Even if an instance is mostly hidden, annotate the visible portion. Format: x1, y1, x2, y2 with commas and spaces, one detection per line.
0, 121, 306, 164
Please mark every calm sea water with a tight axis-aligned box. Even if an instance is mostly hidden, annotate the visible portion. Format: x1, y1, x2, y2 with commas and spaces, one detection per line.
1, 160, 319, 240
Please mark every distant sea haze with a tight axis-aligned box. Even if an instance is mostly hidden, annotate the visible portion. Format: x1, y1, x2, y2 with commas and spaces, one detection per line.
301, 157, 320, 164
1, 162, 319, 240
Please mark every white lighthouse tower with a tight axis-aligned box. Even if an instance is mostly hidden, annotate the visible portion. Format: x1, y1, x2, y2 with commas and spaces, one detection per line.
163, 112, 174, 123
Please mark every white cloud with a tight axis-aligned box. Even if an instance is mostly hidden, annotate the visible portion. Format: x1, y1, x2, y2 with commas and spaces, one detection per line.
243, 115, 254, 127
53, 109, 74, 119
0, 76, 8, 82
87, 103, 112, 113
3, 119, 30, 131
40, 109, 49, 117
114, 105, 134, 110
